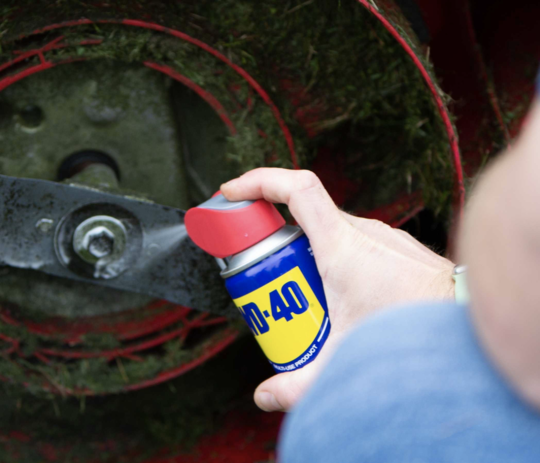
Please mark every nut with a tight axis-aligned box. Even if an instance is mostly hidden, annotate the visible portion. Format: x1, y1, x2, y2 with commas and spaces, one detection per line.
85, 227, 115, 259
73, 216, 127, 265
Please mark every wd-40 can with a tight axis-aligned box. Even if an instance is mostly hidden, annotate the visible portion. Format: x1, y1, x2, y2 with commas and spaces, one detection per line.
185, 194, 331, 373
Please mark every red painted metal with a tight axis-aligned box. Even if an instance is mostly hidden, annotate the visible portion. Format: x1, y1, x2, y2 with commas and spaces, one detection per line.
0, 301, 237, 395
0, 35, 65, 73
362, 192, 425, 229
414, 0, 492, 177
122, 19, 300, 169
414, 0, 539, 179
468, 0, 540, 138
141, 410, 283, 463
1, 405, 284, 462
462, 0, 511, 144
16, 18, 300, 169
124, 329, 239, 392
39, 316, 226, 361
0, 301, 185, 340
357, 0, 465, 221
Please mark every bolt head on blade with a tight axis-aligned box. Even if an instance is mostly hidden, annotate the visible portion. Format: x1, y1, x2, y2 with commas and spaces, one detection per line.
73, 216, 127, 265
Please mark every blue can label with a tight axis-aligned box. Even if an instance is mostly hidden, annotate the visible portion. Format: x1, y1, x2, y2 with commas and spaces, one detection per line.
233, 266, 330, 372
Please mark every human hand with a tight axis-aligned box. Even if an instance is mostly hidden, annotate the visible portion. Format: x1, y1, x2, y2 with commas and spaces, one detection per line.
221, 168, 455, 412
458, 99, 540, 409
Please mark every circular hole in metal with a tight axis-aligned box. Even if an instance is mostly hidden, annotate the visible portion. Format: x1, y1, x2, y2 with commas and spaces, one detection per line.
16, 104, 44, 130
57, 150, 121, 181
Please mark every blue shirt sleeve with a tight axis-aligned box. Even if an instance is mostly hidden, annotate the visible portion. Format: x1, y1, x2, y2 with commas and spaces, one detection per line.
279, 302, 540, 463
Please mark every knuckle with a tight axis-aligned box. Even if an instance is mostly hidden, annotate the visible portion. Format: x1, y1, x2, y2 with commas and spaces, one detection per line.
295, 170, 321, 190
368, 218, 391, 232
394, 228, 413, 240
240, 168, 261, 181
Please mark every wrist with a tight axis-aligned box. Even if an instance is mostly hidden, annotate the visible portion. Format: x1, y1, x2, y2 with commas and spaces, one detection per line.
440, 265, 457, 300
423, 260, 456, 300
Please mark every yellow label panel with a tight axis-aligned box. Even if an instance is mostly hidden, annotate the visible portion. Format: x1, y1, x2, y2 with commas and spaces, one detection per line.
233, 266, 325, 364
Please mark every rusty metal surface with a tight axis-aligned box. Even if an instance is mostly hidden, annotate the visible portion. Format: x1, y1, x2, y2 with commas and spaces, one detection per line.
0, 174, 233, 316
0, 61, 190, 208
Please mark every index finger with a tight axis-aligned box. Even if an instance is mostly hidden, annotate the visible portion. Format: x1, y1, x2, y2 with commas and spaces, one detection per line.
220, 168, 347, 249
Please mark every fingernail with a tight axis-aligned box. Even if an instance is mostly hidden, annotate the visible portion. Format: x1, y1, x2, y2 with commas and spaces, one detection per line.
257, 391, 281, 412
221, 179, 236, 189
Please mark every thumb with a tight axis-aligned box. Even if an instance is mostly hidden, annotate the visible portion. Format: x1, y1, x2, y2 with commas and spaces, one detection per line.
254, 370, 312, 412
254, 352, 331, 412
221, 168, 348, 253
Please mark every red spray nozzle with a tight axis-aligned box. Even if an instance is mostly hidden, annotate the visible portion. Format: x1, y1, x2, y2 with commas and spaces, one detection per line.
185, 194, 285, 258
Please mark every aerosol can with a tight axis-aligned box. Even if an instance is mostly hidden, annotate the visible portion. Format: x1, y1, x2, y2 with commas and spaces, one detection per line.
185, 194, 331, 373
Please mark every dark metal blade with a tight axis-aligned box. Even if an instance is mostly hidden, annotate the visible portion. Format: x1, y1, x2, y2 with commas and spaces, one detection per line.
0, 175, 232, 316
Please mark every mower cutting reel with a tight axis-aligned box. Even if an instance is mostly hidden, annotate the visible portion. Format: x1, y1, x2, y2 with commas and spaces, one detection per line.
0, 0, 463, 397
0, 0, 465, 460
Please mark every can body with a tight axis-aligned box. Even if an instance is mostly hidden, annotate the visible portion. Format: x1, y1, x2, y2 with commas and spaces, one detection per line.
224, 233, 331, 373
